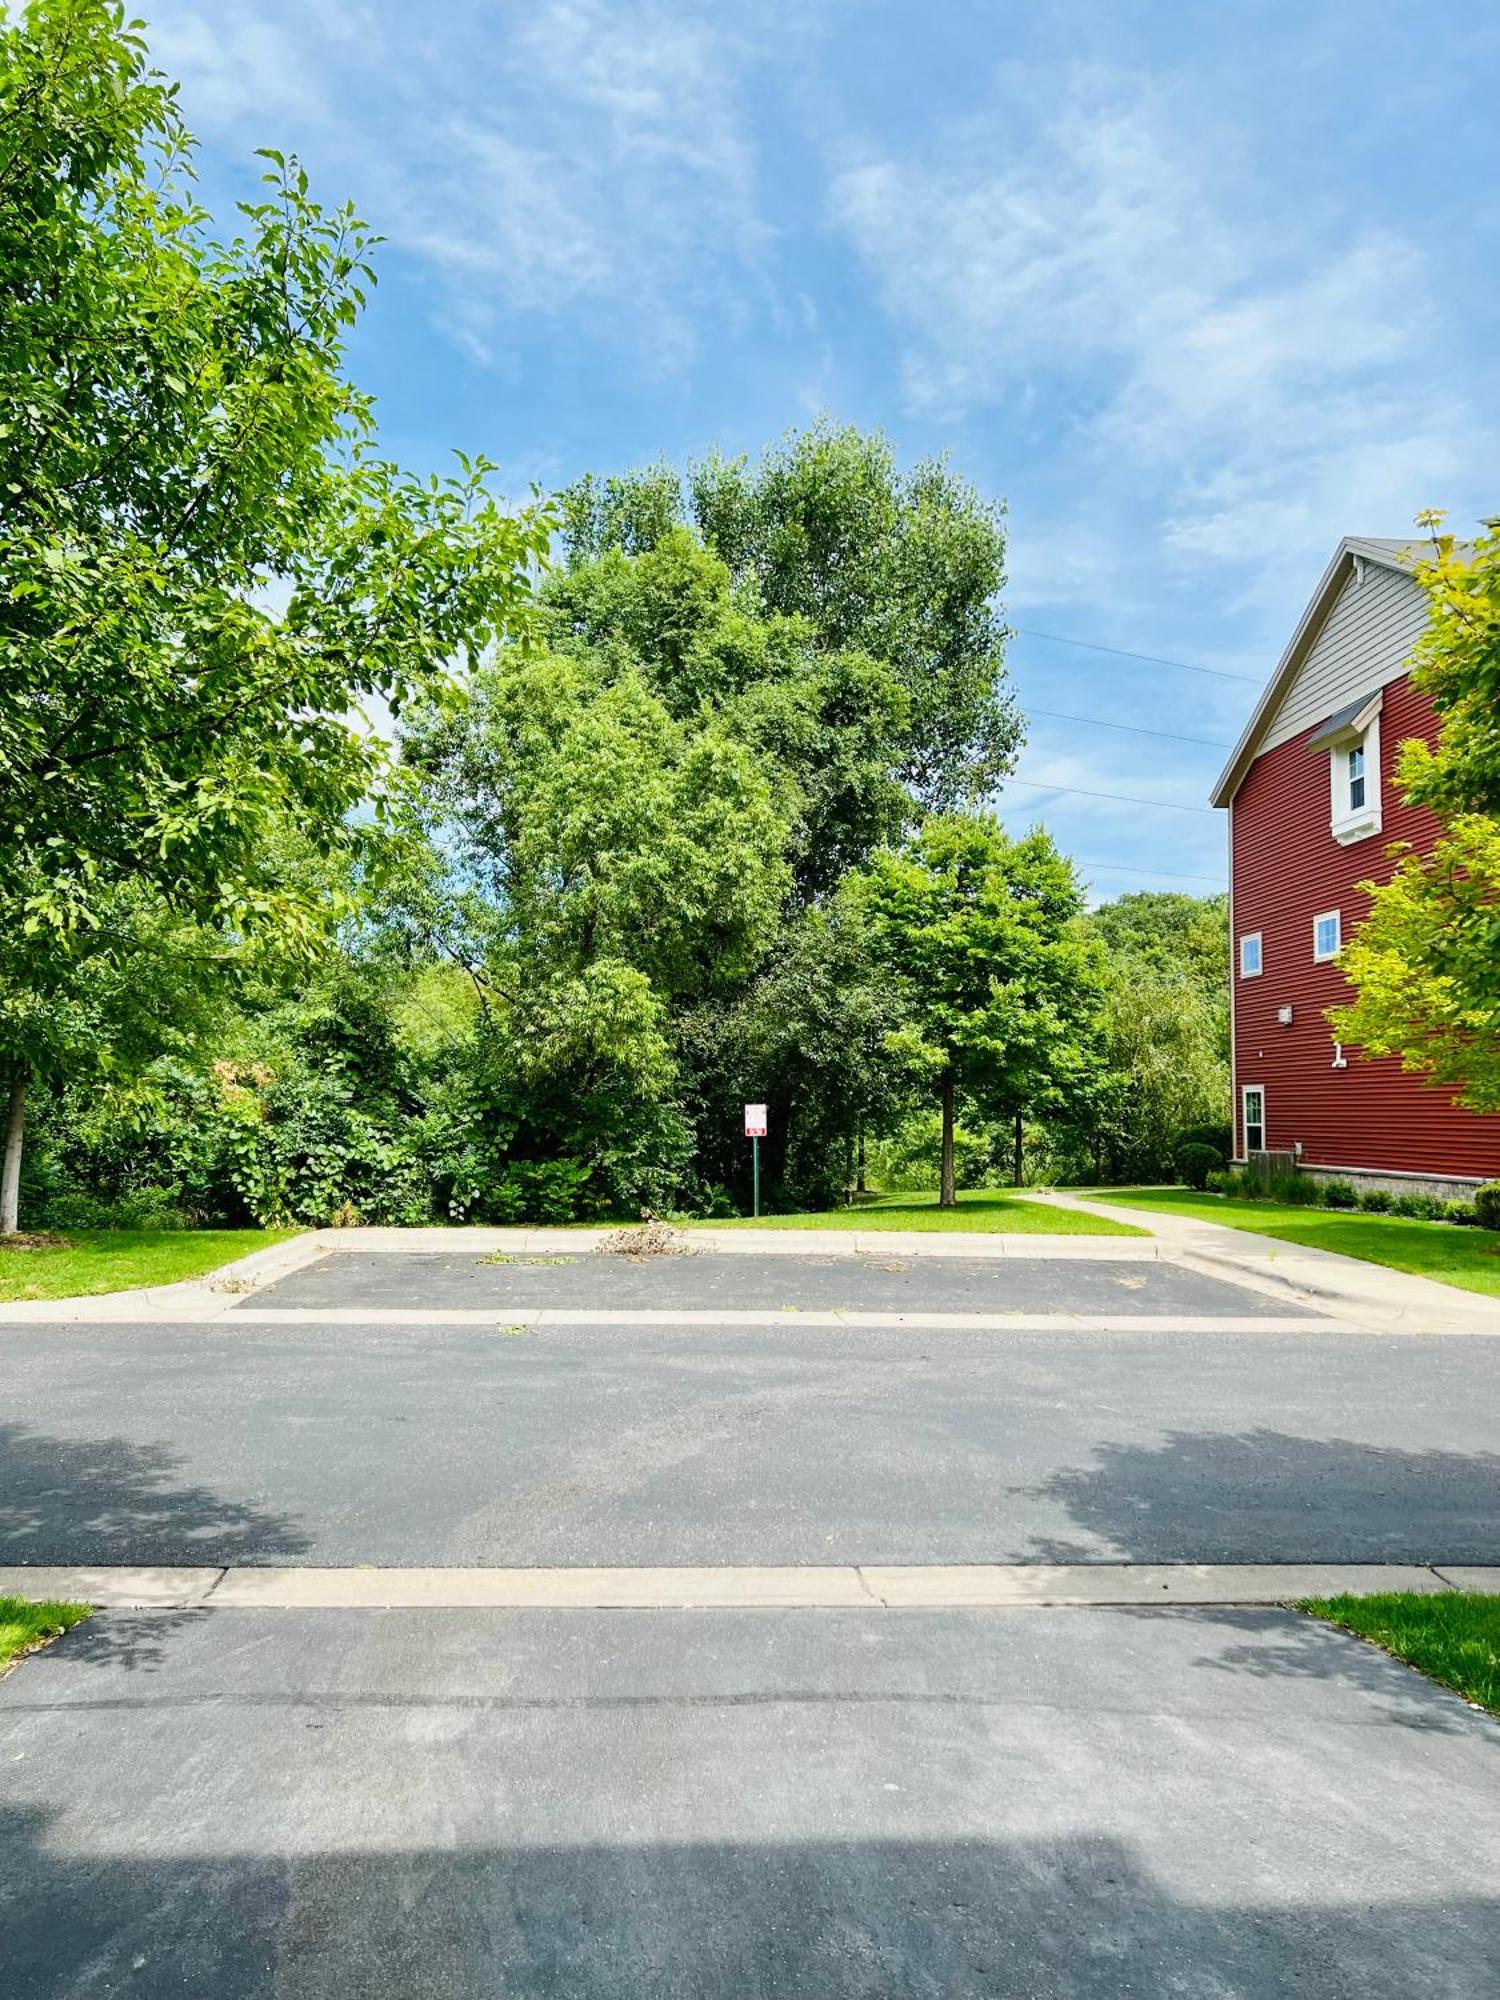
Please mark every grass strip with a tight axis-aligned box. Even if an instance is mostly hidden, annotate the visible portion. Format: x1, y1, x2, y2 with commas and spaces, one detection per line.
0, 1597, 92, 1675
1300, 1591, 1500, 1715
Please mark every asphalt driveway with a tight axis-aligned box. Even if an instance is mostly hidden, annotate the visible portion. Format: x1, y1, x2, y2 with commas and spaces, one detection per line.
2, 1311, 1497, 1566
2, 1602, 1497, 1999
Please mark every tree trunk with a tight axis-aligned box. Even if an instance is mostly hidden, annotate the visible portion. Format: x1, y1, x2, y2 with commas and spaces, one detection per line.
856, 1127, 867, 1195
1013, 1107, 1024, 1187
1, 1068, 26, 1236
939, 1072, 956, 1207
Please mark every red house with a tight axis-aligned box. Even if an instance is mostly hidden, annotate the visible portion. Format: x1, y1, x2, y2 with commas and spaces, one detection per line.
1210, 537, 1500, 1198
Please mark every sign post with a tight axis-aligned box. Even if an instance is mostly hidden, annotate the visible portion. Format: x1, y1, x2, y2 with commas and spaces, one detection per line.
744, 1103, 767, 1219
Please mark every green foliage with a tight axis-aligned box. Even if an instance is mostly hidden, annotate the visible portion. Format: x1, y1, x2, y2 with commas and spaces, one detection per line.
1358, 1185, 1394, 1213
1333, 522, 1500, 1110
1474, 1181, 1500, 1231
1174, 1122, 1233, 1164
563, 423, 1021, 810
0, 1, 548, 1223
846, 816, 1104, 1201
1321, 1178, 1359, 1209
1174, 1142, 1221, 1191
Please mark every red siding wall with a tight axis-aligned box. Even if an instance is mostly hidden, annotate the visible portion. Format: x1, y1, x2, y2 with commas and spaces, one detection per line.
1230, 673, 1500, 1181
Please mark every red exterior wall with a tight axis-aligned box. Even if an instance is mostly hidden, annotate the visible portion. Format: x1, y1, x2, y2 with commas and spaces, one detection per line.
1229, 672, 1500, 1181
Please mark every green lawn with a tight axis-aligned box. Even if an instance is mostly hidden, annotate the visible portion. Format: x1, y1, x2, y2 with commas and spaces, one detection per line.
700, 1188, 1144, 1235
0, 1228, 301, 1304
1080, 1187, 1500, 1297
1301, 1592, 1500, 1715
0, 1596, 91, 1675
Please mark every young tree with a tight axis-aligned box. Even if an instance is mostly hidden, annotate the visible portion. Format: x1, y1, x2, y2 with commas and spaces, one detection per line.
0, 2, 549, 1227
1332, 520, 1500, 1109
847, 817, 1104, 1205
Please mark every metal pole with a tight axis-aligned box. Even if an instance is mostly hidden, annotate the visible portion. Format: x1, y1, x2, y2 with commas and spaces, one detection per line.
752, 1134, 760, 1219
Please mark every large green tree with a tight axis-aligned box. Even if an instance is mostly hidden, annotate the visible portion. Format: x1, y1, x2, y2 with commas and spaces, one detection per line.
0, 1, 548, 1227
846, 817, 1104, 1205
1333, 520, 1500, 1109
561, 424, 1021, 811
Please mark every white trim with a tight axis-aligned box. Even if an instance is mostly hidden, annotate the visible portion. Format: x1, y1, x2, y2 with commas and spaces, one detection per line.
1238, 930, 1263, 978
1329, 714, 1382, 845
1241, 1082, 1266, 1154
1227, 806, 1238, 1144
1312, 909, 1342, 962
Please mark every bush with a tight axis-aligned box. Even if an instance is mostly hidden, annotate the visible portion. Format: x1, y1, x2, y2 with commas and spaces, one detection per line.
484, 1158, 591, 1225
1474, 1181, 1500, 1231
1319, 1179, 1358, 1209
1390, 1192, 1439, 1220
41, 1187, 189, 1230
1358, 1186, 1393, 1213
1175, 1142, 1222, 1191
1442, 1198, 1480, 1226
1265, 1168, 1318, 1205
1173, 1122, 1232, 1166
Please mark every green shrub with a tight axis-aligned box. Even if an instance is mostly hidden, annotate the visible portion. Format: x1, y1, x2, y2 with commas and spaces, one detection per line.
1264, 1168, 1318, 1205
1175, 1142, 1222, 1191
1390, 1192, 1440, 1220
1173, 1122, 1232, 1167
1442, 1198, 1480, 1226
1320, 1179, 1359, 1209
1474, 1182, 1500, 1231
485, 1159, 591, 1225
41, 1188, 189, 1230
1358, 1186, 1393, 1213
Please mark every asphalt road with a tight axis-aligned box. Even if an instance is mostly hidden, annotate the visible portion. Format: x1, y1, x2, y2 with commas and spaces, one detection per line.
2, 1604, 1497, 1999
3, 1313, 1497, 1565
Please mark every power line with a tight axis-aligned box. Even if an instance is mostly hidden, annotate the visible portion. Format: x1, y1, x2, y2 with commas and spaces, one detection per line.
1077, 858, 1227, 886
1013, 627, 1261, 685
1025, 706, 1232, 750
1001, 777, 1219, 815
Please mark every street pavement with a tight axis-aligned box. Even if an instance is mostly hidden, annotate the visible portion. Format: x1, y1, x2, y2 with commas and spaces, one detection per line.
2, 1243, 1497, 1996
2, 1604, 1498, 1998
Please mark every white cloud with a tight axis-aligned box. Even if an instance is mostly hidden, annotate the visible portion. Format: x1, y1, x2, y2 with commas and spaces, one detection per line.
146, 0, 780, 369
828, 66, 1489, 610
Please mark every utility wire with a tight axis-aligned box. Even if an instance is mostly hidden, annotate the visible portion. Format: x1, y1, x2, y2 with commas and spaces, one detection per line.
1077, 859, 1227, 886
1013, 627, 1261, 684
1024, 706, 1232, 750
1001, 777, 1219, 815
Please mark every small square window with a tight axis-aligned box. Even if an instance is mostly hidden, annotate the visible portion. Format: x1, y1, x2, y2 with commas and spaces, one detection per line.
1242, 1085, 1266, 1154
1313, 910, 1341, 962
1239, 932, 1262, 978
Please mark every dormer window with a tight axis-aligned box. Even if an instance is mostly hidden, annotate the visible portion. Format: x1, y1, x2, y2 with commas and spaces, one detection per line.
1308, 691, 1382, 845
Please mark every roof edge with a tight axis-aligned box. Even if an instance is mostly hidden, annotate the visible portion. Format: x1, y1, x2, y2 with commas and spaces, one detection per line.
1208, 538, 1422, 807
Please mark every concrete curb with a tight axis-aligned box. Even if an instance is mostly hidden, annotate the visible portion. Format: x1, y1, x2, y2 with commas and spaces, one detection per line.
4, 1562, 1496, 1612
202, 1307, 1341, 1334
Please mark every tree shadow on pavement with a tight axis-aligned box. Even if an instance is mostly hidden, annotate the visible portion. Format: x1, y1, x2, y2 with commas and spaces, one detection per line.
0, 1421, 309, 1670
1026, 1426, 1500, 1567
0, 1803, 1495, 1999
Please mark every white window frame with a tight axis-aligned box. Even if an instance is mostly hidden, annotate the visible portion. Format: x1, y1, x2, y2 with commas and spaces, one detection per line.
1312, 909, 1342, 963
1329, 715, 1381, 845
1241, 1084, 1266, 1155
1238, 931, 1263, 978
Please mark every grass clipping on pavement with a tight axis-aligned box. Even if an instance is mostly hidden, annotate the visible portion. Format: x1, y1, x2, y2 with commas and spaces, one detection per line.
1301, 1592, 1500, 1715
0, 1597, 91, 1675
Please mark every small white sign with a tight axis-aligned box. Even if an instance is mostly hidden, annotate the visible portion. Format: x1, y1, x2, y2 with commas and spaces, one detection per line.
744, 1103, 768, 1139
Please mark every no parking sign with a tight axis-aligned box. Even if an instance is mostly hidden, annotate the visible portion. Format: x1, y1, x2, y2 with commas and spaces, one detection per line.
744, 1103, 767, 1138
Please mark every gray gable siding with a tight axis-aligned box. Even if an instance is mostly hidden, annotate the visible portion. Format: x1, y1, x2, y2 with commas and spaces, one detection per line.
1261, 560, 1428, 752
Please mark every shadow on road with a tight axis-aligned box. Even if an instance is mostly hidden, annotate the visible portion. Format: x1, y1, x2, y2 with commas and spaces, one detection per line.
1027, 1425, 1500, 1566
0, 1421, 310, 1667
0, 1802, 1494, 1998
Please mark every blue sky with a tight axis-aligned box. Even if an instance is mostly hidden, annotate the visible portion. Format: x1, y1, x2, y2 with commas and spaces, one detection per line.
144, 0, 1498, 901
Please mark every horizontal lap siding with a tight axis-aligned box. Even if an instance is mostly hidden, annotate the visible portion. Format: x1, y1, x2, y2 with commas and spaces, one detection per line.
1231, 673, 1500, 1180
1263, 563, 1430, 750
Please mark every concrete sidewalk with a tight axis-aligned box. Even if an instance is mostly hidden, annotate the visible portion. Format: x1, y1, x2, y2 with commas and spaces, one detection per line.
1022, 1189, 1500, 1336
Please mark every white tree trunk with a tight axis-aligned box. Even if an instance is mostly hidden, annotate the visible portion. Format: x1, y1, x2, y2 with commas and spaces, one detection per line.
1, 1069, 26, 1235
